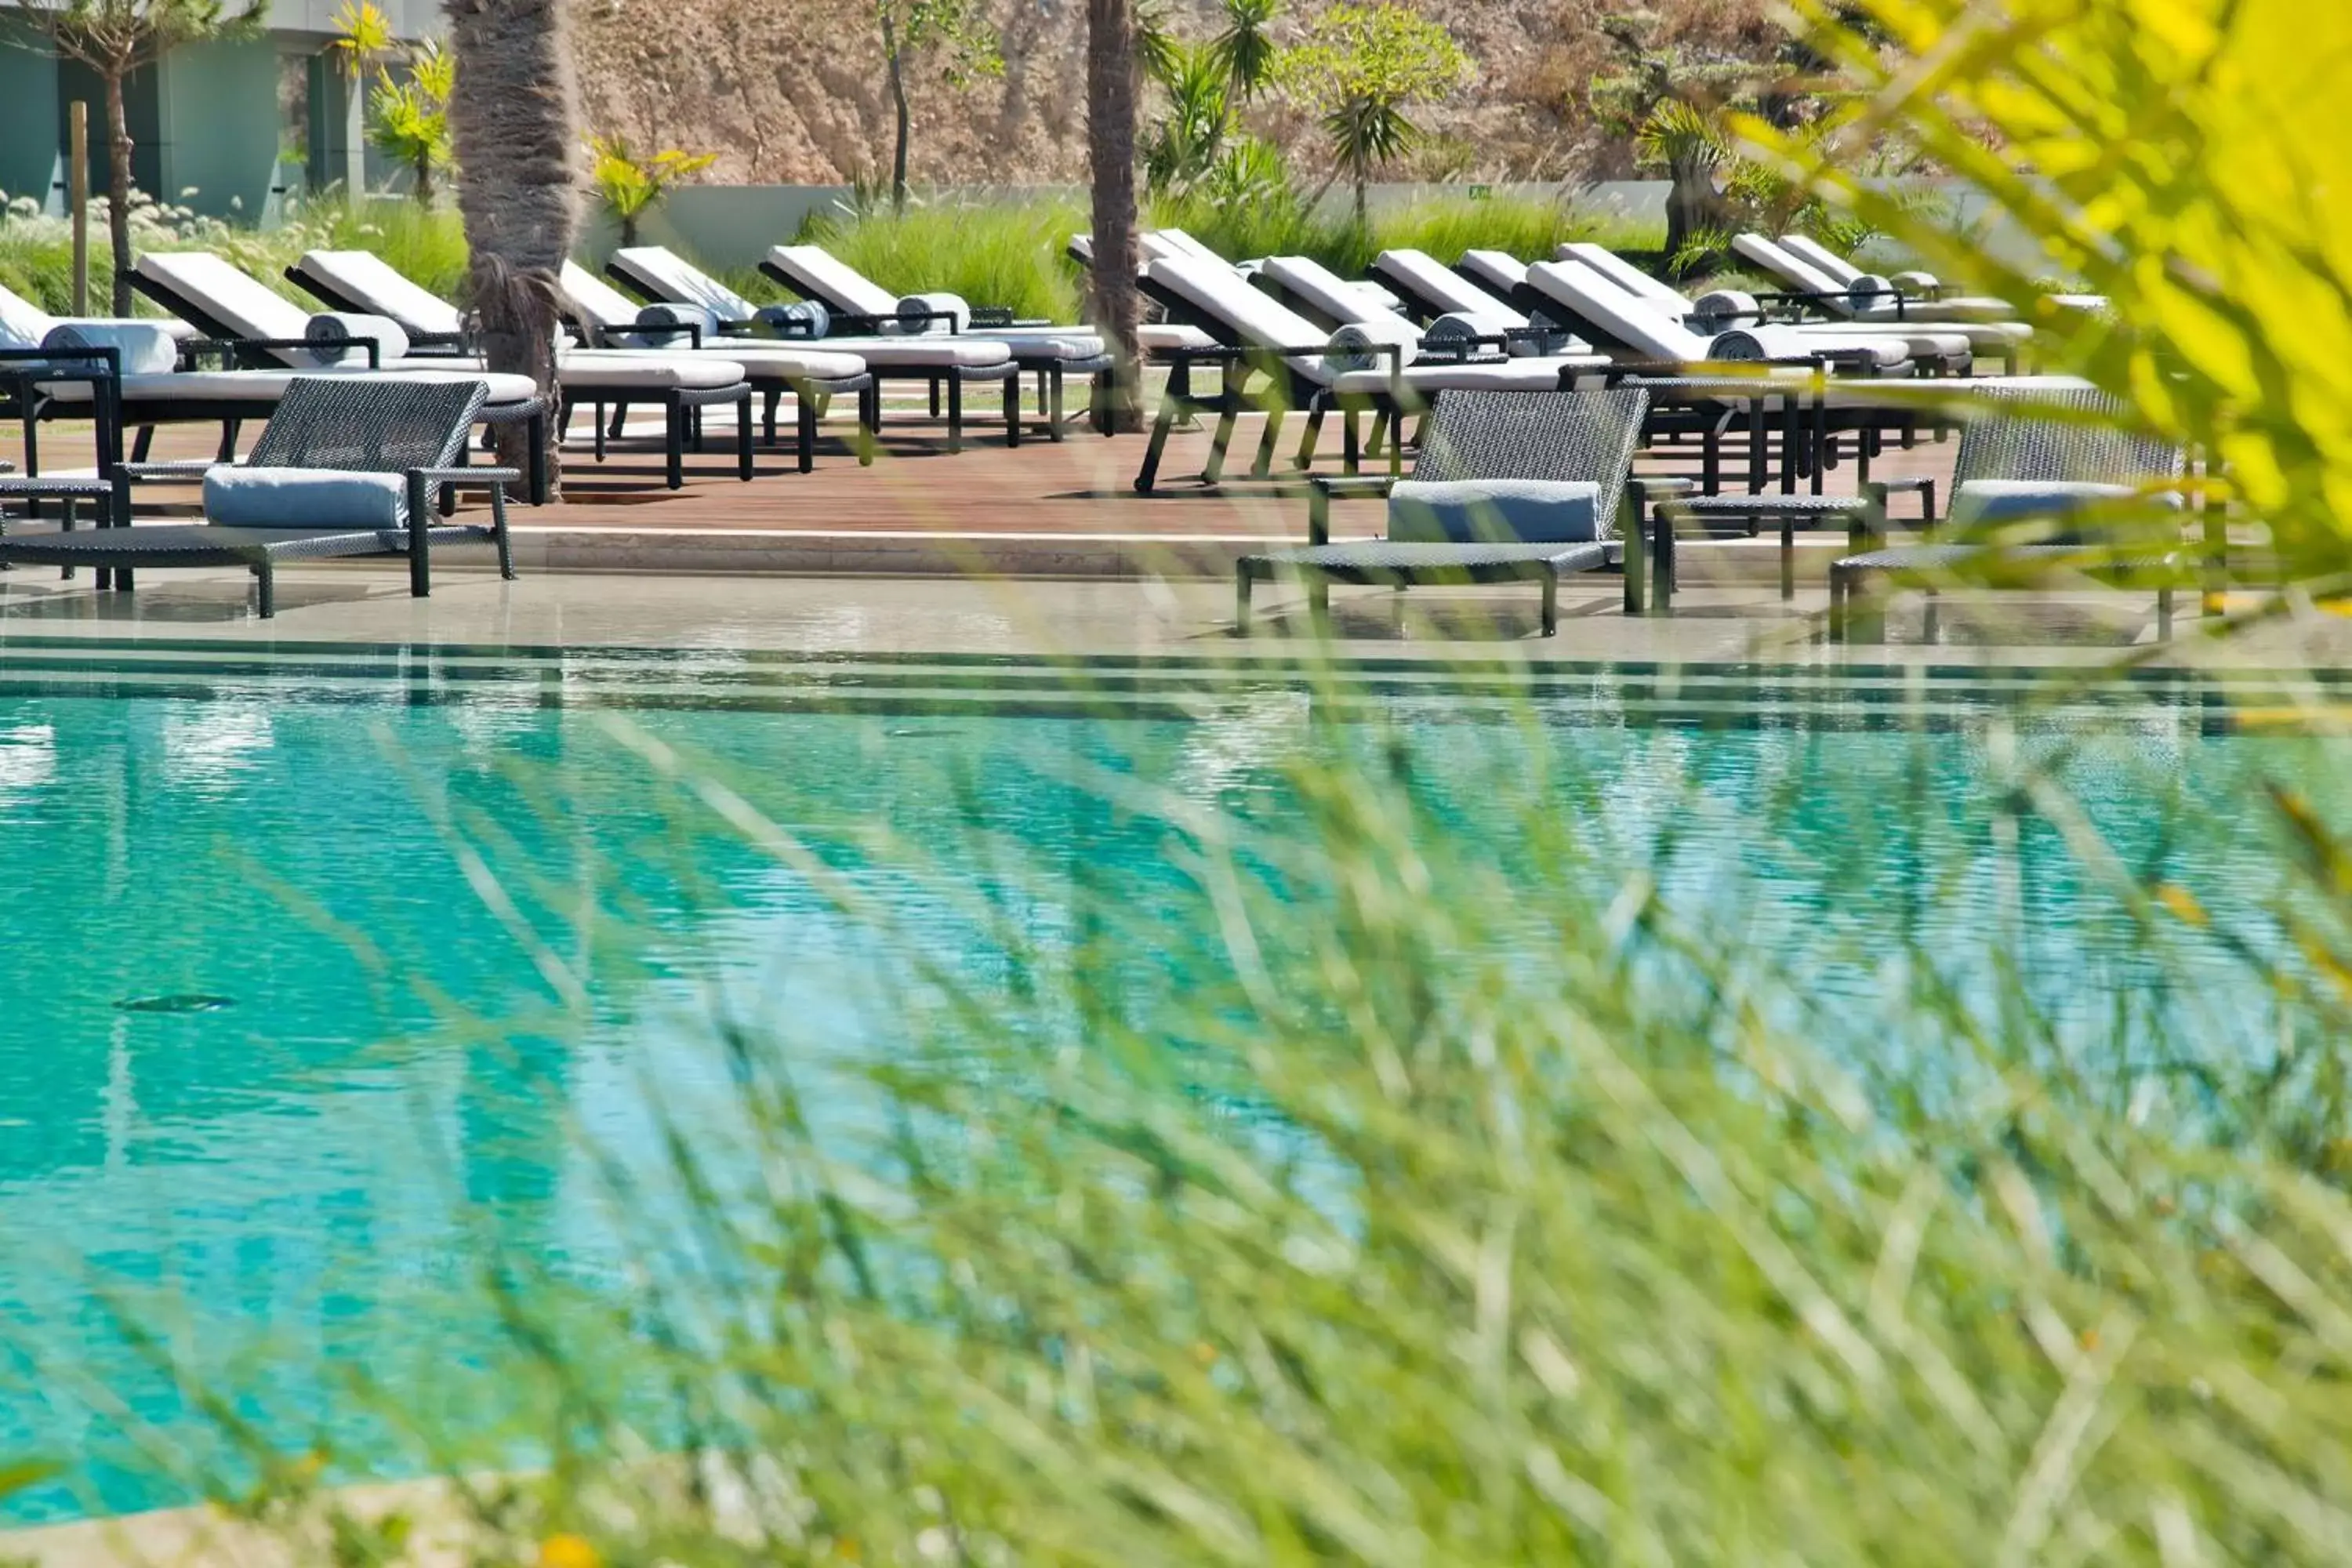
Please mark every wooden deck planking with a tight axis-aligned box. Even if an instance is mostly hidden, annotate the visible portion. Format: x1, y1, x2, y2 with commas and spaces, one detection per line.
5, 403, 1958, 543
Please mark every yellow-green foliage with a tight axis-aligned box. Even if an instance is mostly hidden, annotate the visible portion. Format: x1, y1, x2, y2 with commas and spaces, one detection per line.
1748, 0, 2352, 583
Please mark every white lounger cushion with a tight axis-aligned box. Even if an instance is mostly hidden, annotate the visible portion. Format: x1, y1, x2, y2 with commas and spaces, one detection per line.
205, 466, 409, 530
1457, 250, 1531, 298
1328, 360, 1597, 395
39, 366, 539, 407
296, 251, 469, 336
1, 280, 196, 350
1374, 249, 1524, 322
611, 246, 760, 318
766, 245, 902, 318
135, 252, 323, 361
42, 321, 181, 376
1147, 256, 1334, 377
799, 336, 1012, 368
1139, 322, 1216, 354
1707, 325, 1911, 368
554, 350, 750, 390
1731, 235, 2027, 330
1387, 480, 1606, 545
1559, 243, 1689, 311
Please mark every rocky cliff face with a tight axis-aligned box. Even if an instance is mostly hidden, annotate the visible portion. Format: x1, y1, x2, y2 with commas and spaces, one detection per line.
568, 0, 1772, 187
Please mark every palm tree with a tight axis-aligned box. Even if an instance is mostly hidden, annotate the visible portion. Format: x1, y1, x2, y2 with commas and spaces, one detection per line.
1208, 0, 1279, 100
1087, 0, 1143, 432
445, 0, 581, 493
21, 0, 266, 314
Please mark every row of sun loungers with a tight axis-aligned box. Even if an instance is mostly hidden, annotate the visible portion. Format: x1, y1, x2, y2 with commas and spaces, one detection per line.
0, 221, 2184, 637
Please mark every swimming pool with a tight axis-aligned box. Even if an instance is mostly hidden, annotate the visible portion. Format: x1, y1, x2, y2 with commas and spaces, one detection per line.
0, 638, 2338, 1523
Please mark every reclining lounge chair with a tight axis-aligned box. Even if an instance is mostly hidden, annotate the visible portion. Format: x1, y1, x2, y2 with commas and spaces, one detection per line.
760, 243, 1114, 440
140, 251, 747, 490
601, 246, 1024, 452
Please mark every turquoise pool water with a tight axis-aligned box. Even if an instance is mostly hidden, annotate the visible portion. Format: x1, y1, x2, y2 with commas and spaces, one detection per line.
0, 641, 2336, 1523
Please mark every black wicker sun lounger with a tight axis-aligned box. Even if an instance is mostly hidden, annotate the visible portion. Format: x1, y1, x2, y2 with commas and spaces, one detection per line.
1236, 387, 1688, 634
1827, 387, 2196, 642
0, 376, 517, 618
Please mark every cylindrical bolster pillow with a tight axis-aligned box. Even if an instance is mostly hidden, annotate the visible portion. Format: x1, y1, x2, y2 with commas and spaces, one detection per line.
1846, 273, 1895, 307
636, 301, 719, 349
1707, 328, 1770, 361
39, 321, 180, 376
1421, 311, 1512, 351
1689, 289, 1759, 328
304, 312, 408, 365
896, 292, 971, 334
757, 301, 829, 339
1323, 322, 1418, 375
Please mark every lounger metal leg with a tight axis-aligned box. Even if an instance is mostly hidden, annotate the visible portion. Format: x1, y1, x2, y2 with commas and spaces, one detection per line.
1203, 405, 1237, 485
1748, 397, 1767, 493
797, 395, 818, 474
1922, 591, 1940, 644
1308, 575, 1330, 636
737, 394, 755, 480
1137, 392, 1180, 493
1341, 410, 1360, 475
1296, 406, 1324, 470
858, 385, 879, 466
666, 397, 684, 489
1251, 407, 1283, 478
1235, 565, 1253, 633
930, 379, 942, 419
607, 403, 627, 441
1004, 373, 1022, 449
594, 402, 609, 461
1781, 520, 1795, 601
492, 484, 514, 580
132, 426, 157, 464
1048, 367, 1065, 441
2158, 586, 2175, 641
1541, 571, 1559, 637
255, 561, 274, 619
1828, 568, 1846, 642
764, 389, 782, 445
217, 420, 240, 462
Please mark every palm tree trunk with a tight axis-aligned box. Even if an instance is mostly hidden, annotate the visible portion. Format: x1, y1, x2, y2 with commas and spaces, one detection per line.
1085, 0, 1142, 432
103, 69, 135, 317
446, 0, 580, 495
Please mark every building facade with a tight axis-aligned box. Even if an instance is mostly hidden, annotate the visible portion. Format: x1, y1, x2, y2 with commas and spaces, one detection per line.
0, 0, 439, 222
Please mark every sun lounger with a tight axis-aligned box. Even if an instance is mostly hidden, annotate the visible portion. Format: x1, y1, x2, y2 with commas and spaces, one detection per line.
1140, 254, 1628, 492
1552, 243, 1987, 372
1772, 233, 2109, 317
1828, 386, 2194, 641
602, 245, 1025, 452
1236, 387, 1686, 633
1367, 248, 1577, 348
1253, 255, 1605, 370
759, 243, 1112, 440
544, 261, 877, 471
140, 251, 750, 489
1729, 234, 2045, 338
0, 376, 517, 617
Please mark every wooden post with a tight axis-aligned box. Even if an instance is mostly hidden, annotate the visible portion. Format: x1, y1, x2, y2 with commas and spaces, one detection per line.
68, 101, 89, 315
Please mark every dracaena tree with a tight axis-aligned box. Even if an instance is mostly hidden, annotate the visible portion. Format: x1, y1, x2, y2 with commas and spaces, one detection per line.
1276, 2, 1471, 231
21, 0, 266, 314
368, 38, 456, 208
874, 0, 1003, 213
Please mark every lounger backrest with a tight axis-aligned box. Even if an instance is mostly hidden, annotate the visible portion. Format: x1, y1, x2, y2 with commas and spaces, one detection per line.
245, 375, 488, 472
136, 252, 317, 361
1954, 388, 2183, 487
766, 245, 899, 318
1145, 256, 1330, 372
1412, 388, 1652, 531
294, 251, 466, 336
1560, 244, 1688, 312
1371, 249, 1524, 324
0, 281, 58, 348
1259, 256, 1421, 336
1156, 229, 1226, 263
560, 260, 644, 332
609, 246, 758, 319
1777, 234, 1863, 286
1457, 250, 1530, 298
1524, 260, 1709, 360
1139, 231, 1201, 265
1731, 234, 1844, 296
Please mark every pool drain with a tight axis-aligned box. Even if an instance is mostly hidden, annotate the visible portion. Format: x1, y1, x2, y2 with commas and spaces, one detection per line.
114, 994, 237, 1015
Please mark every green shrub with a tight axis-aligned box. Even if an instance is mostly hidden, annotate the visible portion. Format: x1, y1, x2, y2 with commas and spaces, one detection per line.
794, 198, 1087, 323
